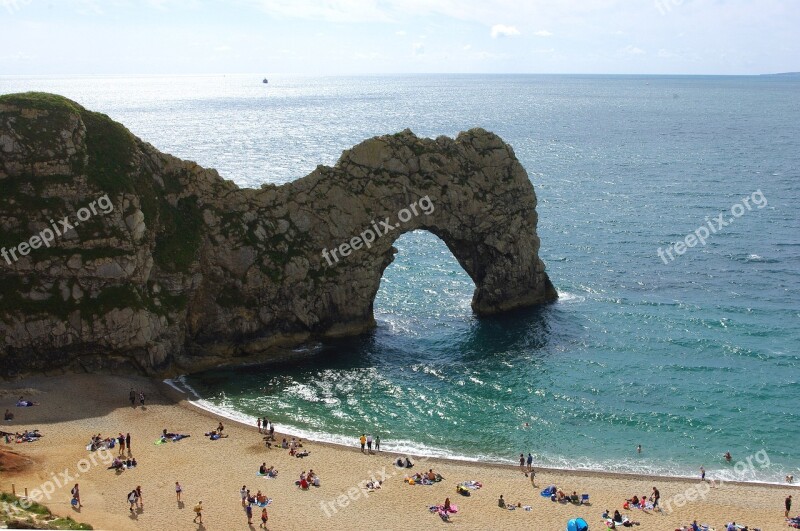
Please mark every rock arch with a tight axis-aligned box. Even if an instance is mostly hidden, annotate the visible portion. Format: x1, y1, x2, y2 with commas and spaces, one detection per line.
0, 93, 556, 374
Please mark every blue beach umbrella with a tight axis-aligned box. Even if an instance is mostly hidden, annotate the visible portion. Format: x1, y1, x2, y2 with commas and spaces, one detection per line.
567, 517, 589, 531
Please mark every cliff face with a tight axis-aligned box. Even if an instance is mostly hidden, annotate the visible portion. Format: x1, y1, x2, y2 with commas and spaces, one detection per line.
0, 92, 556, 377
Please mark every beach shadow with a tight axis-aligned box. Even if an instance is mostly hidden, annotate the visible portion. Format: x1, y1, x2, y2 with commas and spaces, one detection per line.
178, 500, 185, 510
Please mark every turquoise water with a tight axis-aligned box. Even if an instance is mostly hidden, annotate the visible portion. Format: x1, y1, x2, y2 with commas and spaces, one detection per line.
3, 74, 798, 483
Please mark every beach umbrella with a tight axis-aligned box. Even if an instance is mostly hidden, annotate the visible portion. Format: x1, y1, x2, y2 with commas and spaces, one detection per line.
567, 517, 589, 531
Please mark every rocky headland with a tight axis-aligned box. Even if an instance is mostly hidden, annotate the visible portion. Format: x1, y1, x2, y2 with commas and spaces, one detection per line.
0, 92, 556, 377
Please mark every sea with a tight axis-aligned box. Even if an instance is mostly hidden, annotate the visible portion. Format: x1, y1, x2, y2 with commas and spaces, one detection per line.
2, 74, 798, 484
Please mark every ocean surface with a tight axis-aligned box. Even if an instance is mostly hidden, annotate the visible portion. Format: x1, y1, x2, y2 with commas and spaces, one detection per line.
2, 74, 799, 483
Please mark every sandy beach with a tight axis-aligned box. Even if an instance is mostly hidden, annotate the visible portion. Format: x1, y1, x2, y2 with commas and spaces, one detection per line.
1, 373, 794, 530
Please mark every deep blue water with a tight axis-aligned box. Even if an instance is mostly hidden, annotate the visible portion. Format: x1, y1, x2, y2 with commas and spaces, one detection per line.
3, 74, 798, 483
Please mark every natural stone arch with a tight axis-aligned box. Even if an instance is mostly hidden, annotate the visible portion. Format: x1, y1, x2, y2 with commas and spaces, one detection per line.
259, 128, 558, 338
0, 93, 556, 375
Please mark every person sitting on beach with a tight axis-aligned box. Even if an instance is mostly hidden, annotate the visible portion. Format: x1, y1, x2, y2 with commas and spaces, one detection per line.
259, 463, 268, 475
629, 495, 640, 506
570, 491, 579, 503
613, 509, 623, 523
281, 438, 289, 449
256, 490, 266, 505
295, 449, 309, 458
556, 489, 567, 502
299, 477, 309, 490
427, 469, 437, 481
4, 409, 13, 421
691, 521, 701, 531
108, 457, 123, 470
265, 466, 277, 478
444, 497, 451, 512
498, 494, 505, 508
312, 474, 320, 487
405, 457, 414, 468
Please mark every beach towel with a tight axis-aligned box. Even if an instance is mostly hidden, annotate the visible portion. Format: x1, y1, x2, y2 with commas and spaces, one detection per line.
458, 481, 482, 490
256, 498, 273, 507
541, 486, 556, 497
428, 504, 458, 514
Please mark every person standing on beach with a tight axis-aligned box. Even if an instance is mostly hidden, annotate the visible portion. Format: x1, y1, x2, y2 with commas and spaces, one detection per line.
128, 489, 138, 512
129, 388, 136, 407
257, 418, 262, 433
135, 485, 143, 508
651, 486, 660, 512
126, 432, 131, 453
269, 423, 275, 441
245, 501, 253, 524
375, 435, 381, 452
700, 466, 705, 481
118, 433, 126, 456
786, 495, 792, 517
71, 484, 82, 508
360, 434, 366, 453
260, 507, 268, 528
527, 453, 533, 472
530, 468, 536, 488
139, 391, 145, 407
193, 501, 203, 523
175, 481, 183, 502
366, 434, 373, 453
519, 453, 525, 471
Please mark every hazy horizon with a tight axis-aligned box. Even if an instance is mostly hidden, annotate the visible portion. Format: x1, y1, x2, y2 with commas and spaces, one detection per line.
1, 0, 797, 76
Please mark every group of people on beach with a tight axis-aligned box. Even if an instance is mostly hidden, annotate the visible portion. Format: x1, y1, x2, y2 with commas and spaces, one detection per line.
128, 388, 146, 408
358, 433, 380, 453
239, 485, 269, 527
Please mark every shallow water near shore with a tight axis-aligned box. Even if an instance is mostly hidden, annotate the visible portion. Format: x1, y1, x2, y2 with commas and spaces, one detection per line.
3, 73, 798, 483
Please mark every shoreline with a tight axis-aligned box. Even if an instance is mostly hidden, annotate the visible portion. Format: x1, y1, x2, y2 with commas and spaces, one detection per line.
1, 372, 795, 531
161, 378, 798, 491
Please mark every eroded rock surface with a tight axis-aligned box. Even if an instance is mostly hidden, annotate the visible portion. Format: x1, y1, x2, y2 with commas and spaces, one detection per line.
0, 92, 556, 376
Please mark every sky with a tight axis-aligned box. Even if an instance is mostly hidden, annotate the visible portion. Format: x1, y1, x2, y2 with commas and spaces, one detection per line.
0, 0, 797, 75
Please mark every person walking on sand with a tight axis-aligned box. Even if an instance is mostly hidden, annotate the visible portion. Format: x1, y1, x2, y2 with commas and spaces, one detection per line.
128, 489, 138, 512
360, 434, 366, 453
786, 495, 792, 518
530, 467, 536, 488
175, 481, 182, 502
257, 417, 262, 433
269, 423, 275, 441
245, 501, 253, 524
126, 432, 131, 453
527, 452, 533, 472
193, 501, 203, 523
651, 486, 660, 512
71, 484, 82, 508
260, 507, 268, 528
135, 485, 143, 508
129, 388, 136, 407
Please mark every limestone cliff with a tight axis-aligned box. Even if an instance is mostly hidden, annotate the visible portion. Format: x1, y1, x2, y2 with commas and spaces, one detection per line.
0, 92, 556, 377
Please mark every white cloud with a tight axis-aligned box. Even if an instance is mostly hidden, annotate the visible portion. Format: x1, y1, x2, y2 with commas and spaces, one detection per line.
463, 44, 472, 51
621, 45, 645, 55
491, 24, 520, 38
412, 42, 425, 55
395, 30, 406, 36
534, 30, 553, 37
